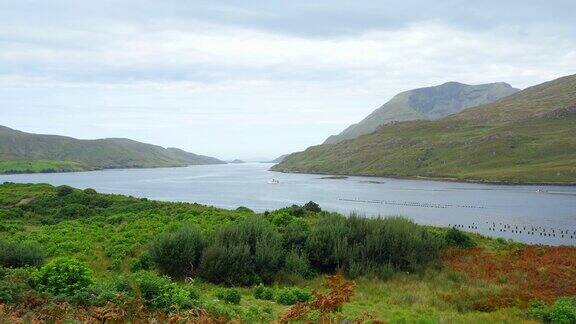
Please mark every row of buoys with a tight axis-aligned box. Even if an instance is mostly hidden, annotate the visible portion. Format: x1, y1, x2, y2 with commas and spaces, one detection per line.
485, 222, 576, 235
339, 197, 486, 209
451, 221, 576, 240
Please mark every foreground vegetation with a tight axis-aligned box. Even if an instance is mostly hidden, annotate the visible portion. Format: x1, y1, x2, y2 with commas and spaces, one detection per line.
0, 183, 574, 323
273, 74, 576, 184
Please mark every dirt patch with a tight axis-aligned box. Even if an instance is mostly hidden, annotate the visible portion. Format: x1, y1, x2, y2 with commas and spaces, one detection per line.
15, 197, 34, 207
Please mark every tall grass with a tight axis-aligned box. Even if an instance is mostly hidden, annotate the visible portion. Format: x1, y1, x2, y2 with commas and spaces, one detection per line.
0, 241, 44, 268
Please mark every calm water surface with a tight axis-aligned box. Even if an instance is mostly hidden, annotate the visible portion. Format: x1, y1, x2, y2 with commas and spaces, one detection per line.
2, 163, 575, 245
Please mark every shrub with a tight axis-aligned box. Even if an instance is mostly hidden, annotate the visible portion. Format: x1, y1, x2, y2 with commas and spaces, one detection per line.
0, 280, 27, 303
306, 215, 442, 275
200, 243, 256, 286
282, 220, 309, 251
271, 212, 293, 227
253, 284, 274, 300
284, 250, 313, 279
133, 271, 198, 311
288, 205, 305, 217
527, 300, 549, 321
58, 203, 91, 219
200, 216, 284, 285
242, 305, 274, 322
215, 288, 242, 304
235, 206, 254, 213
130, 251, 153, 272
304, 201, 321, 213
0, 241, 44, 268
34, 257, 94, 296
149, 225, 205, 278
83, 188, 97, 195
274, 287, 312, 305
56, 185, 74, 197
527, 298, 576, 323
549, 297, 576, 323
445, 227, 476, 249
305, 215, 349, 271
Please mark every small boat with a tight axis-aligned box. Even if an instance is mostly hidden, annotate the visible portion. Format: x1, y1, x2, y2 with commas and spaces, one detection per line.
268, 178, 280, 184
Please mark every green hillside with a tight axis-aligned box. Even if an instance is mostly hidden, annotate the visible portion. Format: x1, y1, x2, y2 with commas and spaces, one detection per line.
0, 126, 225, 174
273, 74, 576, 184
324, 81, 518, 144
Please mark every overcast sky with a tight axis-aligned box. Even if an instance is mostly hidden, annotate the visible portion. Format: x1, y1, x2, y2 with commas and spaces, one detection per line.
1, 1, 575, 160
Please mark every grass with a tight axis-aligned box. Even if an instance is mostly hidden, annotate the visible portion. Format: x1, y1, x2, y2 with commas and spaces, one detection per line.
0, 183, 573, 323
0, 160, 86, 174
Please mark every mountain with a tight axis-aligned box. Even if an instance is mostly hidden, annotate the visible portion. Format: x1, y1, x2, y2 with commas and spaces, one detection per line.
268, 154, 289, 163
0, 126, 225, 174
324, 82, 519, 144
229, 159, 245, 164
272, 74, 576, 184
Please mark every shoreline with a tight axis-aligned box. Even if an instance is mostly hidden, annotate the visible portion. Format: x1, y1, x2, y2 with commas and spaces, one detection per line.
0, 162, 228, 176
269, 168, 576, 187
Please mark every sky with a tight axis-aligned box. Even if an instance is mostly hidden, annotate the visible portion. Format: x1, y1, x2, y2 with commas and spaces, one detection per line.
1, 1, 575, 160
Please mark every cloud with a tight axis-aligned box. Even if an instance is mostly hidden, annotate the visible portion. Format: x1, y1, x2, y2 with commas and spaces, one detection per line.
1, 1, 575, 159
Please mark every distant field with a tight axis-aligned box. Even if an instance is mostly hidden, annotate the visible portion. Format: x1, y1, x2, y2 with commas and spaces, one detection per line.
0, 160, 86, 174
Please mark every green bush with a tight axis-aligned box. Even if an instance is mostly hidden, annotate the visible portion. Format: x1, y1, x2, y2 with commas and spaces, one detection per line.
549, 297, 576, 323
34, 257, 94, 296
305, 215, 349, 271
200, 216, 284, 285
271, 212, 293, 227
306, 215, 442, 275
130, 251, 153, 272
288, 205, 305, 217
253, 284, 274, 300
274, 287, 312, 305
282, 220, 309, 251
149, 225, 205, 278
527, 298, 576, 323
303, 201, 321, 213
58, 203, 91, 219
83, 188, 97, 195
445, 227, 476, 249
215, 287, 242, 304
133, 271, 198, 311
56, 185, 74, 197
242, 305, 274, 322
0, 266, 36, 304
200, 243, 255, 286
0, 280, 27, 303
284, 249, 313, 279
0, 241, 44, 268
235, 206, 254, 213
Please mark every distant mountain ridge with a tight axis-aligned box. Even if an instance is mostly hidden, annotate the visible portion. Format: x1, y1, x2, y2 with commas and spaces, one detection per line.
0, 126, 224, 174
273, 74, 576, 184
325, 81, 519, 144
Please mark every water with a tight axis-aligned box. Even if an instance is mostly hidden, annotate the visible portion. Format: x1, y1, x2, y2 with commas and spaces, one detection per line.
2, 163, 575, 245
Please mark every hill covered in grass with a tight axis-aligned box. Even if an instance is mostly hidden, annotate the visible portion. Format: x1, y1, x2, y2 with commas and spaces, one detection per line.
0, 126, 225, 174
273, 74, 576, 184
324, 81, 519, 144
0, 183, 574, 323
